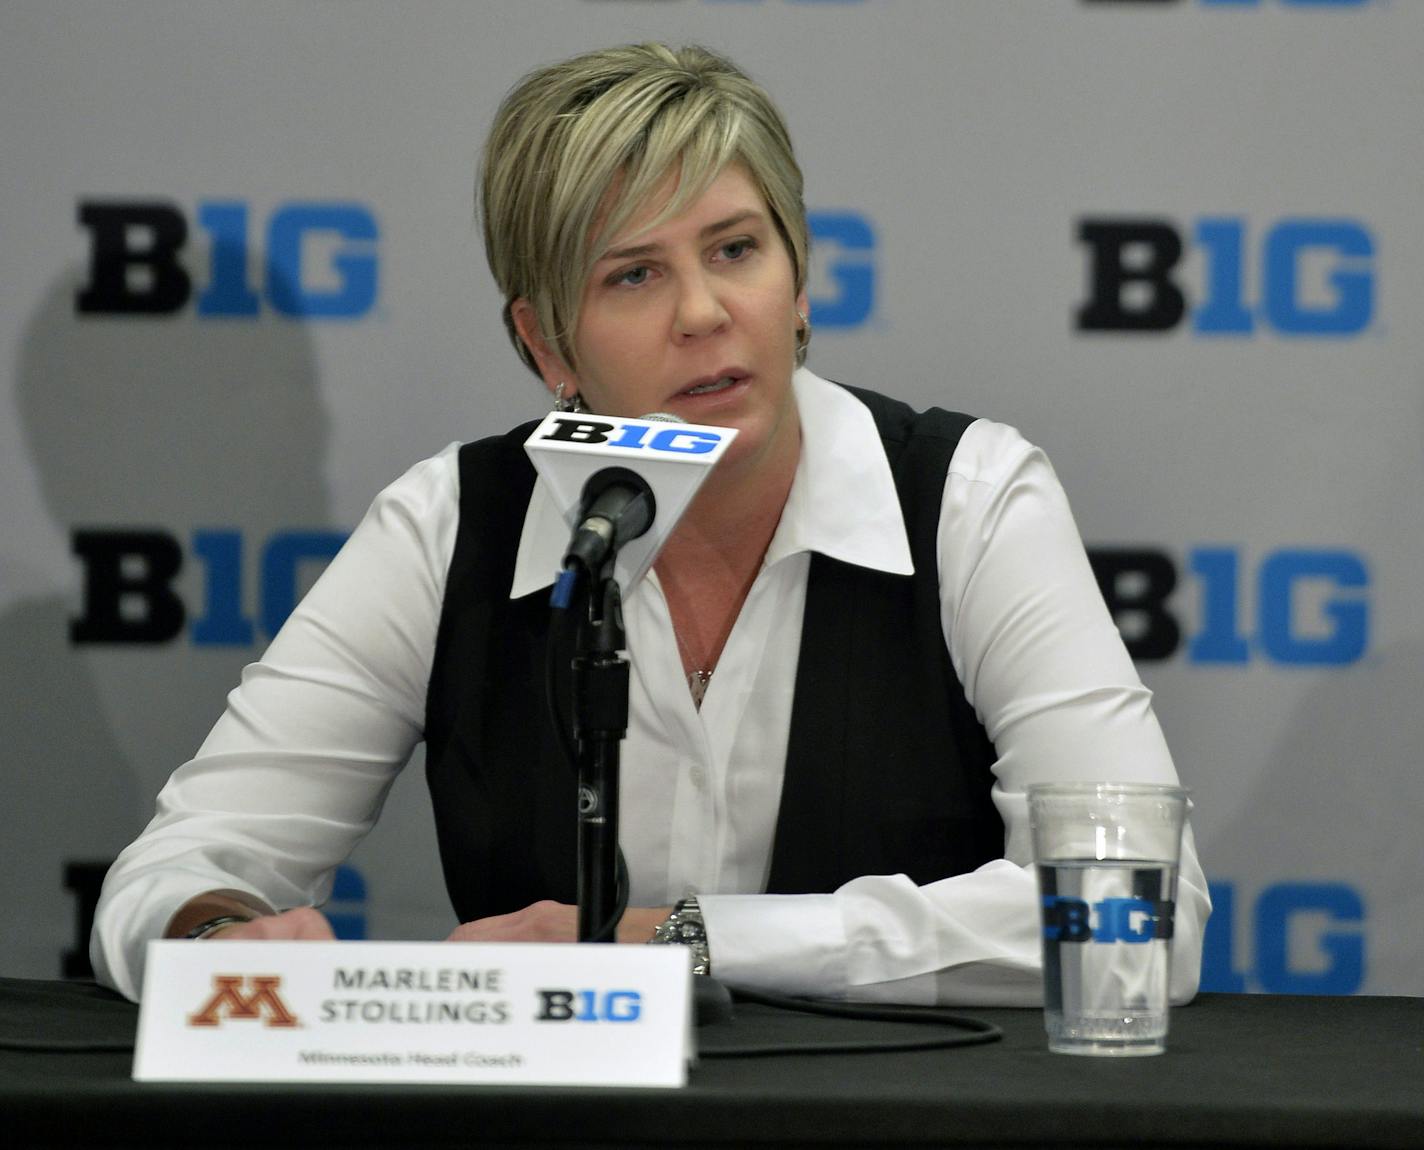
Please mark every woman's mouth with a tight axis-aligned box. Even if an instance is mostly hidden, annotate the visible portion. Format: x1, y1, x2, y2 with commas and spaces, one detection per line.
683, 375, 739, 396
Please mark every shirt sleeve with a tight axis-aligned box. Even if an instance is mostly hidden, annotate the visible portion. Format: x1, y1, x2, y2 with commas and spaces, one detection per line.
89, 445, 462, 1001
701, 420, 1210, 1005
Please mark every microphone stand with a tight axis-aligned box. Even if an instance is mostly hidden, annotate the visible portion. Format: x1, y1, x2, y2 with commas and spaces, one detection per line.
562, 555, 736, 1024
571, 564, 627, 943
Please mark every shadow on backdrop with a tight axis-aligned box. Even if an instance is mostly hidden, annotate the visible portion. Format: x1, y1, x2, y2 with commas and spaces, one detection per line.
1, 254, 328, 979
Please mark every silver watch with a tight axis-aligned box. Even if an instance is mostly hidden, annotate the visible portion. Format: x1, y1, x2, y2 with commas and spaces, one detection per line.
649, 896, 711, 976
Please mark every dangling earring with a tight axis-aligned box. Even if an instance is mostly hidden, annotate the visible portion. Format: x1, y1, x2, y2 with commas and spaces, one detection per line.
794, 310, 812, 365
553, 381, 586, 413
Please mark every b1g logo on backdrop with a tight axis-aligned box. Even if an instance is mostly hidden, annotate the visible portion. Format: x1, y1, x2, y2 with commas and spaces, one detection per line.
808, 211, 875, 329
598, 1, 867, 5
1076, 217, 1375, 337
1202, 880, 1365, 994
1083, 1, 1371, 8
75, 199, 379, 319
70, 527, 350, 647
1087, 546, 1370, 666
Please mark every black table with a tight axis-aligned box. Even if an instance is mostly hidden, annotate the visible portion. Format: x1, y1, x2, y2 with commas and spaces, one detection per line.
3, 979, 1421, 1148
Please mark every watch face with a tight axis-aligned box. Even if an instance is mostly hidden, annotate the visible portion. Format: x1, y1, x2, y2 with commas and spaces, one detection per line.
652, 902, 709, 974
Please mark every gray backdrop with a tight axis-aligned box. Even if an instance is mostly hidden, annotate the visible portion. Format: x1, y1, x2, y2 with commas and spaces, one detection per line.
2, 0, 1417, 996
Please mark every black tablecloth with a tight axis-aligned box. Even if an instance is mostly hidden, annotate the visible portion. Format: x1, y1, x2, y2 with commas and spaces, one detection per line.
3, 978, 1421, 1148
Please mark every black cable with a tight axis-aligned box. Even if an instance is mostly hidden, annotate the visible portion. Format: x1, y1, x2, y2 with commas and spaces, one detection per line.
0, 1035, 135, 1052
698, 988, 1002, 1058
545, 594, 580, 770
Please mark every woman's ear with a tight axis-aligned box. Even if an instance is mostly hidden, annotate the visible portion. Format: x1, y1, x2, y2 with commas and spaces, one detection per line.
510, 299, 574, 397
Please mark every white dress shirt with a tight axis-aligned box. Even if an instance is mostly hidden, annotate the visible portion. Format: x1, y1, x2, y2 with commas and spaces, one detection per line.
91, 371, 1209, 1004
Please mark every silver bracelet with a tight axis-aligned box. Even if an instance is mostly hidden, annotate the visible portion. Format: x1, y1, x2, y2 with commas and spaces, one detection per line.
648, 896, 711, 976
183, 914, 253, 940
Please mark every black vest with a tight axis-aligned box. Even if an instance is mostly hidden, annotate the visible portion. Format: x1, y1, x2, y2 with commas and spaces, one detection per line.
424, 386, 1004, 923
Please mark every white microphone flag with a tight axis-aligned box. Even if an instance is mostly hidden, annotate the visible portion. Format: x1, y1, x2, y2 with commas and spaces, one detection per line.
523, 412, 738, 593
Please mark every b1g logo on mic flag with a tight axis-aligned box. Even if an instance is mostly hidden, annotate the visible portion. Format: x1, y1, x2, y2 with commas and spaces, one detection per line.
525, 413, 737, 594
188, 975, 300, 1029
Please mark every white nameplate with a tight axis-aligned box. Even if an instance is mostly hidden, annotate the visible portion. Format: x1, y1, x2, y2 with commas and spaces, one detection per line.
133, 940, 692, 1088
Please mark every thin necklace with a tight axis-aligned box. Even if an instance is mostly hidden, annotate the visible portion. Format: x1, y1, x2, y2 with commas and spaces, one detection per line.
672, 627, 714, 710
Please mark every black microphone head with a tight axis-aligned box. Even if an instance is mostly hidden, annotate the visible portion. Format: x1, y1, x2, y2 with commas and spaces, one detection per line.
579, 465, 652, 508
578, 466, 656, 548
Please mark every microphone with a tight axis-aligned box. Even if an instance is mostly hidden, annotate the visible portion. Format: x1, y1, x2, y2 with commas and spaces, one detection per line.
528, 410, 737, 951
561, 466, 656, 576
524, 409, 738, 597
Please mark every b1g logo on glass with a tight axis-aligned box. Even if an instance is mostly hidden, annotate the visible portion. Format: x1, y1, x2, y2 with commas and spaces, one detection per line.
1042, 896, 1176, 944
807, 211, 875, 329
75, 199, 379, 319
1075, 217, 1375, 337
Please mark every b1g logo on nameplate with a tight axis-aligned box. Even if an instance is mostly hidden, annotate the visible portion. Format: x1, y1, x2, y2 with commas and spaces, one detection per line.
134, 940, 692, 1087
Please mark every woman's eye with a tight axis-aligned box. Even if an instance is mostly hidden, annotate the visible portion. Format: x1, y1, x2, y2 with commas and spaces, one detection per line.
614, 266, 649, 287
720, 238, 755, 260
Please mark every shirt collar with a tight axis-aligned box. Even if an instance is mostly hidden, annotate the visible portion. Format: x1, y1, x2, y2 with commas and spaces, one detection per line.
763, 370, 914, 574
509, 369, 914, 599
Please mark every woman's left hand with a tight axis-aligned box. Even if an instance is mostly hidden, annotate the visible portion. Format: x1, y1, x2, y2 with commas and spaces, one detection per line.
445, 900, 669, 944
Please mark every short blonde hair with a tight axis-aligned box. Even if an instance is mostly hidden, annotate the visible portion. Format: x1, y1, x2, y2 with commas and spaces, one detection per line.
480, 43, 807, 376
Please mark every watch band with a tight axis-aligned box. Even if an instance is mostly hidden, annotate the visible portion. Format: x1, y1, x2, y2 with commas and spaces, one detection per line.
183, 914, 253, 940
649, 896, 711, 976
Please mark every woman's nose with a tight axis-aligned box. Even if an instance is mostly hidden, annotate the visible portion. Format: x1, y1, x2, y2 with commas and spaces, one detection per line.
674, 271, 730, 340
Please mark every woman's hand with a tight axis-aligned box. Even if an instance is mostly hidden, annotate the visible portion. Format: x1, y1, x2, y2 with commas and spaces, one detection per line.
206, 907, 336, 940
445, 901, 669, 945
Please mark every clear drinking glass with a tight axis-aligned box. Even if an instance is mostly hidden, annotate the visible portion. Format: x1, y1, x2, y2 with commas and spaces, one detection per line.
1028, 783, 1188, 1056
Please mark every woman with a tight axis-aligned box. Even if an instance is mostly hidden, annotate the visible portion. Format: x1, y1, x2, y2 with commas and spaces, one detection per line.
92, 43, 1209, 1004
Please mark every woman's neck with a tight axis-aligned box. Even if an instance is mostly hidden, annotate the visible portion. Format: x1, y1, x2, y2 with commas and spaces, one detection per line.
659, 419, 799, 576
652, 426, 800, 683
